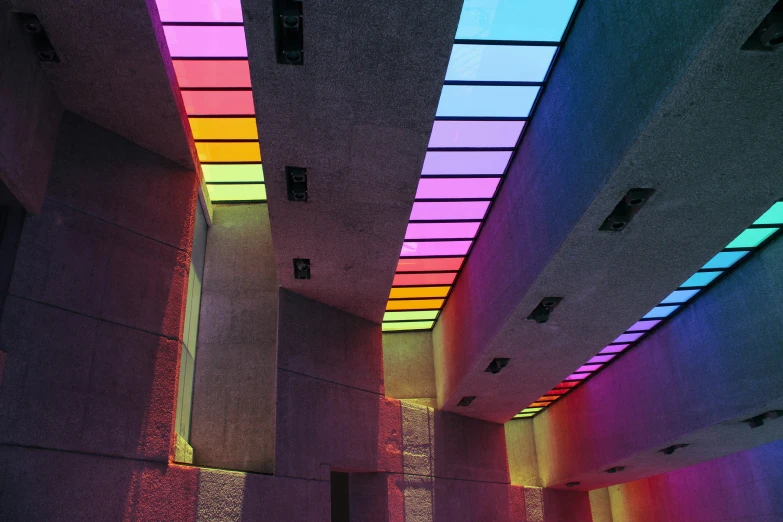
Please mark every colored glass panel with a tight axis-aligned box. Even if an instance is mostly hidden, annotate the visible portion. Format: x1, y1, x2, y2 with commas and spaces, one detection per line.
428, 121, 524, 148
405, 222, 481, 240
393, 273, 458, 286
599, 344, 629, 354
206, 183, 266, 201
566, 373, 589, 381
410, 201, 490, 221
382, 321, 435, 332
383, 310, 439, 321
702, 250, 749, 269
455, 0, 578, 42
422, 151, 512, 175
538, 396, 560, 401
577, 364, 602, 373
416, 177, 500, 199
530, 402, 550, 408
173, 60, 252, 88
196, 142, 261, 163
627, 320, 660, 332
164, 26, 248, 57
189, 117, 258, 140
202, 164, 264, 183
182, 90, 255, 115
546, 389, 569, 395
514, 413, 535, 418
754, 202, 783, 225
157, 0, 243, 22
436, 85, 539, 118
401, 241, 472, 257
614, 332, 644, 343
642, 305, 679, 319
521, 407, 543, 413
588, 354, 615, 364
396, 258, 464, 272
680, 271, 721, 288
661, 289, 699, 304
726, 228, 778, 249
446, 45, 557, 82
555, 381, 579, 389
386, 299, 445, 311
389, 287, 450, 299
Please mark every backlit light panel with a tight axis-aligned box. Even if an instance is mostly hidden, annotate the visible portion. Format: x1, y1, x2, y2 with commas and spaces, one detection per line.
515, 201, 783, 418
156, 0, 265, 202
383, 0, 580, 332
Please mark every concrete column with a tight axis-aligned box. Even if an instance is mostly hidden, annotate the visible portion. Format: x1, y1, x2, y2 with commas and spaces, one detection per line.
383, 331, 437, 403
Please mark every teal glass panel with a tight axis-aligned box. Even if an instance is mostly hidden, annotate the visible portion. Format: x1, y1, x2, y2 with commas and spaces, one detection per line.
754, 202, 783, 225
436, 85, 539, 118
702, 251, 748, 269
680, 271, 721, 288
446, 45, 557, 82
456, 0, 578, 42
725, 228, 778, 249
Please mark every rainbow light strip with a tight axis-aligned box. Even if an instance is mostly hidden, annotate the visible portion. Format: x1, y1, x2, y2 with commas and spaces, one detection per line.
515, 201, 783, 418
156, 0, 265, 202
382, 0, 581, 332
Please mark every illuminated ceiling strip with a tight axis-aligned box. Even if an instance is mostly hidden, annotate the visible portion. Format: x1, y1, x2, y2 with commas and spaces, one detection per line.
516, 201, 783, 418
155, 0, 265, 203
383, 0, 581, 333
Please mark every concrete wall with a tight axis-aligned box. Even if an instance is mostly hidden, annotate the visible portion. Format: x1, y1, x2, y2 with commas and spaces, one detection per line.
189, 204, 278, 473
383, 331, 437, 401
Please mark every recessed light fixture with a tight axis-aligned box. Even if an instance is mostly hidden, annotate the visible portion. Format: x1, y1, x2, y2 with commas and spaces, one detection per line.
485, 358, 510, 374
527, 297, 563, 324
605, 466, 626, 474
293, 258, 310, 280
457, 396, 476, 407
16, 13, 59, 62
599, 188, 655, 232
659, 444, 689, 455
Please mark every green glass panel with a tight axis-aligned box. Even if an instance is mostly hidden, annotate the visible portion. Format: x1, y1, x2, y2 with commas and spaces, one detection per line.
383, 310, 439, 322
382, 320, 434, 332
521, 407, 543, 413
514, 413, 535, 419
207, 183, 266, 202
725, 227, 777, 249
203, 164, 264, 183
754, 202, 783, 225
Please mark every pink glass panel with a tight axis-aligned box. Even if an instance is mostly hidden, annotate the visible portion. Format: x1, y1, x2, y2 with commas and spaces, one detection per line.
566, 373, 590, 381
156, 0, 243, 22
393, 273, 457, 286
627, 319, 661, 332
401, 241, 472, 257
614, 332, 644, 344
182, 91, 255, 115
406, 222, 480, 240
577, 364, 602, 373
410, 201, 490, 221
163, 26, 248, 57
588, 354, 615, 364
428, 121, 525, 148
173, 60, 251, 88
415, 177, 500, 199
421, 151, 512, 175
600, 344, 630, 354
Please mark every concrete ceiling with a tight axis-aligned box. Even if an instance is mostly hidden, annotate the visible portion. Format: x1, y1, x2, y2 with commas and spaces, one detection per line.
243, 1, 464, 322
9, 0, 195, 168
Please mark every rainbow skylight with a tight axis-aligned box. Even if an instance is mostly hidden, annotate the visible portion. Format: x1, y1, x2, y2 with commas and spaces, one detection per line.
382, 0, 581, 332
156, 0, 265, 202
515, 201, 783, 419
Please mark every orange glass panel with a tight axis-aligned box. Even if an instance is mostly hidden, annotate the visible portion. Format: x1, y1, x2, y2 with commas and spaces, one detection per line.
538, 396, 559, 402
386, 299, 444, 311
389, 286, 450, 299
393, 273, 457, 286
196, 142, 261, 163
189, 118, 258, 140
530, 402, 550, 407
173, 60, 252, 88
396, 257, 464, 272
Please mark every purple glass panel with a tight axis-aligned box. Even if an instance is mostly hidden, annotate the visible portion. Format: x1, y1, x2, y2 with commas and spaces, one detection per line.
577, 364, 602, 373
614, 332, 644, 344
421, 151, 512, 175
163, 26, 248, 57
416, 177, 500, 199
627, 319, 661, 332
600, 344, 630, 354
588, 354, 615, 364
156, 0, 243, 22
410, 201, 490, 221
401, 241, 472, 257
428, 121, 525, 148
406, 222, 481, 240
566, 373, 589, 381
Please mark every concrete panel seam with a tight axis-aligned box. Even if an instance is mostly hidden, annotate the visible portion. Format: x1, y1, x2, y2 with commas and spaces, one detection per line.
0, 442, 169, 467
278, 367, 384, 396
384, 470, 512, 486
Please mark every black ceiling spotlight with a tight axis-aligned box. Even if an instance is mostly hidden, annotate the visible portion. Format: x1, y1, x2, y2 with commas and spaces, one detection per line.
565, 482, 580, 488
15, 13, 59, 62
527, 297, 563, 324
286, 166, 307, 201
293, 258, 310, 279
457, 396, 476, 407
659, 443, 690, 455
743, 410, 783, 429
741, 0, 783, 51
599, 188, 655, 232
485, 358, 510, 374
604, 466, 626, 474
273, 0, 304, 65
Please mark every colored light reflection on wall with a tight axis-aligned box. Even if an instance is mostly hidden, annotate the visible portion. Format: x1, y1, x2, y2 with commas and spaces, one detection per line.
383, 0, 580, 332
156, 0, 265, 202
515, 201, 783, 418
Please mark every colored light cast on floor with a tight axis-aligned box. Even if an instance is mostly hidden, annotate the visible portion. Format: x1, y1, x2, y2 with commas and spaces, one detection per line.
156, 0, 265, 202
515, 201, 783, 418
382, 0, 580, 332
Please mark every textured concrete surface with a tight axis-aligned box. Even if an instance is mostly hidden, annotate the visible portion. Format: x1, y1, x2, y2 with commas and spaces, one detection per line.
590, 488, 614, 522
0, 349, 5, 388
243, 0, 464, 322
434, 0, 783, 421
8, 0, 195, 168
0, 2, 63, 213
190, 204, 278, 473
383, 331, 437, 400
541, 489, 593, 522
608, 439, 783, 521
506, 419, 542, 487
174, 433, 194, 464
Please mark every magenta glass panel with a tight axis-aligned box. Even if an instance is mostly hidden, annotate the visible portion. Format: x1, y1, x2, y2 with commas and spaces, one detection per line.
416, 177, 500, 199
614, 332, 644, 343
627, 319, 661, 332
406, 222, 481, 240
421, 151, 512, 175
410, 201, 490, 221
566, 373, 589, 381
401, 241, 472, 257
600, 344, 630, 354
163, 26, 248, 57
588, 354, 615, 364
428, 121, 525, 148
577, 364, 602, 373
156, 0, 243, 22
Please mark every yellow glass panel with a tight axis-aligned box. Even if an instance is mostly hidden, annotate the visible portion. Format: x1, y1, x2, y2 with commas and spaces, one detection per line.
196, 141, 261, 162
206, 183, 266, 202
386, 299, 444, 311
389, 286, 450, 299
382, 321, 434, 332
189, 118, 259, 139
202, 164, 264, 183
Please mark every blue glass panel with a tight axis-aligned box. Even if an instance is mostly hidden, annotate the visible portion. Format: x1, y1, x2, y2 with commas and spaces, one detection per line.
446, 45, 557, 82
660, 289, 700, 304
456, 0, 578, 42
702, 251, 749, 270
436, 85, 539, 118
643, 305, 680, 319
680, 271, 721, 288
